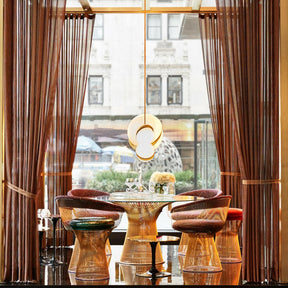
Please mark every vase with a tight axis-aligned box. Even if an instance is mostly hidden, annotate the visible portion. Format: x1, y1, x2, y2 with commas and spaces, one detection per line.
149, 181, 175, 195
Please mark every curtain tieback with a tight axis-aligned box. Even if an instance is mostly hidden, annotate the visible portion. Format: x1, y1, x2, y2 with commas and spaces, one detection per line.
242, 179, 280, 185
4, 181, 36, 199
220, 172, 241, 176
41, 172, 72, 177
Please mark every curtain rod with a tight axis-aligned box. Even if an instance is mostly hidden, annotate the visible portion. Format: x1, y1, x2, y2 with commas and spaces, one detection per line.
65, 7, 217, 14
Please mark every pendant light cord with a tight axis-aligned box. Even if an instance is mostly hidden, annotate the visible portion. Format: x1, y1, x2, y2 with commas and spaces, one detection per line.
144, 0, 147, 125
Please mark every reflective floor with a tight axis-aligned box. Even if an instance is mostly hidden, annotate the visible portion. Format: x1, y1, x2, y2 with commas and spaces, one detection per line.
39, 245, 243, 286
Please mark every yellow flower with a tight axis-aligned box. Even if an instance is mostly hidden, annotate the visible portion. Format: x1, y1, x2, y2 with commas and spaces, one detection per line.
150, 172, 176, 184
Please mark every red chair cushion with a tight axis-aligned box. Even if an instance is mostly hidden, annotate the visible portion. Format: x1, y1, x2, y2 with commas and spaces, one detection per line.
226, 208, 242, 221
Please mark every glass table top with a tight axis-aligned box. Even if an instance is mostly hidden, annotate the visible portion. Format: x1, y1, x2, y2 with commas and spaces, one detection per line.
109, 191, 201, 203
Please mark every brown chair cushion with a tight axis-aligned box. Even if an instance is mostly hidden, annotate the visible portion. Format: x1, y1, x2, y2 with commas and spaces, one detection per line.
173, 219, 226, 234
67, 189, 109, 198
73, 208, 120, 220
55, 195, 124, 212
171, 196, 232, 235
179, 189, 223, 199
171, 195, 232, 213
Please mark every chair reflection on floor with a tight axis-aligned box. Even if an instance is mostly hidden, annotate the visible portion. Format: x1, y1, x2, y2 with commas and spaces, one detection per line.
179, 254, 222, 285
182, 270, 222, 285
69, 255, 112, 285
120, 264, 163, 285
220, 263, 242, 285
69, 272, 110, 286
176, 189, 223, 255
55, 195, 123, 274
171, 195, 231, 272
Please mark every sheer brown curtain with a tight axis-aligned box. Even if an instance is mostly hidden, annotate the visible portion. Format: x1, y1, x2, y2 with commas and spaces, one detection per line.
216, 0, 280, 282
46, 14, 95, 235
199, 13, 241, 209
3, 0, 66, 282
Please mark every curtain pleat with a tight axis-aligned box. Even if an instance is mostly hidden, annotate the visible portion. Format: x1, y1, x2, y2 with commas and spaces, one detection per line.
199, 13, 242, 209
216, 0, 280, 282
45, 13, 95, 245
3, 0, 66, 282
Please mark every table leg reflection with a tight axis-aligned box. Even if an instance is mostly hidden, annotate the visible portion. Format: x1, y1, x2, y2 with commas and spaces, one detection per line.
128, 235, 179, 279
136, 240, 171, 279
39, 229, 50, 265
48, 215, 64, 266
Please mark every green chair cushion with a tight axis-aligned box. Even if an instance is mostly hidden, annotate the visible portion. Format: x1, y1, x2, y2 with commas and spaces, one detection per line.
69, 217, 115, 230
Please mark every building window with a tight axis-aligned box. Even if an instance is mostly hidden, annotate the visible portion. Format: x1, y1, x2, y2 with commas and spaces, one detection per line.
168, 14, 180, 40
168, 76, 182, 104
88, 76, 103, 105
147, 14, 161, 40
93, 14, 104, 40
147, 76, 161, 104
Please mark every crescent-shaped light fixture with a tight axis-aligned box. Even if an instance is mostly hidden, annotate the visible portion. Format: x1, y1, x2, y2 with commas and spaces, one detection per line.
127, 0, 163, 161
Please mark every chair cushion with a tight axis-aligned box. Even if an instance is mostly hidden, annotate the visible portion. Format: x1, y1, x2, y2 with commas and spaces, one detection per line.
226, 208, 242, 221
69, 217, 115, 231
67, 189, 109, 198
173, 219, 226, 234
73, 208, 121, 220
179, 189, 223, 198
55, 195, 124, 212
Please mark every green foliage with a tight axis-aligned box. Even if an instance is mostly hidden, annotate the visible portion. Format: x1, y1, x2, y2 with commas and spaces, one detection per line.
86, 169, 197, 194
174, 170, 194, 182
91, 170, 138, 182
175, 181, 194, 194
86, 170, 138, 193
142, 170, 154, 182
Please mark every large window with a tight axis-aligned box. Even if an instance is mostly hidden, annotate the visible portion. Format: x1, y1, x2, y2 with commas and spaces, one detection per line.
93, 14, 104, 40
74, 13, 218, 231
147, 76, 162, 104
147, 14, 162, 40
167, 76, 182, 104
168, 14, 180, 40
88, 76, 103, 105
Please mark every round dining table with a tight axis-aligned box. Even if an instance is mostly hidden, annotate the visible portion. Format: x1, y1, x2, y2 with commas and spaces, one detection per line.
109, 192, 200, 265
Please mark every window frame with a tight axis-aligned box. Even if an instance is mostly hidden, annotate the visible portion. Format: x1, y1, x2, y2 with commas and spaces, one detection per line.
167, 75, 183, 105
88, 75, 104, 105
147, 14, 162, 40
93, 14, 104, 40
167, 14, 180, 40
147, 75, 162, 105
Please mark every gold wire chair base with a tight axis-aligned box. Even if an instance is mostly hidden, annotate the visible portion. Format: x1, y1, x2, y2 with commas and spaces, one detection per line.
215, 220, 242, 264
182, 234, 222, 273
68, 238, 112, 273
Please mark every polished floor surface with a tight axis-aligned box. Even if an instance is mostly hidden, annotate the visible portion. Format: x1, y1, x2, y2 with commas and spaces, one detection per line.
38, 245, 243, 286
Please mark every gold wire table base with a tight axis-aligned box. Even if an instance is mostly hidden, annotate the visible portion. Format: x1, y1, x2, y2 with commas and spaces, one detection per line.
115, 201, 171, 265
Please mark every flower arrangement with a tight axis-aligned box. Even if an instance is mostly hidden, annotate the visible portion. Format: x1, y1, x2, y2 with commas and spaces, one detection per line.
150, 172, 176, 184
149, 172, 176, 195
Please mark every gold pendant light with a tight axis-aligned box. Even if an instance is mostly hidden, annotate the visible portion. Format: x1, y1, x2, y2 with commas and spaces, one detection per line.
127, 0, 163, 161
